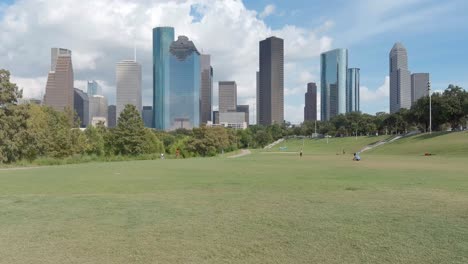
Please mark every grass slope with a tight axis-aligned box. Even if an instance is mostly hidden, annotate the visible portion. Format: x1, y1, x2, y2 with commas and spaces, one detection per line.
268, 135, 389, 155
0, 134, 467, 263
367, 131, 468, 156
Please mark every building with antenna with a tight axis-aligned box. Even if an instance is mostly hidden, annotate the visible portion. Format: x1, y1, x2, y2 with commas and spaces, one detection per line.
116, 59, 142, 121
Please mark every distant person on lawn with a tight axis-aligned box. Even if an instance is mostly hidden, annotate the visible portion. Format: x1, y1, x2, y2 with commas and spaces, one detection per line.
300, 150, 303, 158
353, 152, 361, 161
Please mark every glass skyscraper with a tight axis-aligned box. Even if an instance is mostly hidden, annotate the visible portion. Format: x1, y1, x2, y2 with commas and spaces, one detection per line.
389, 42, 411, 113
87, 80, 102, 96
346, 68, 360, 112
320, 48, 348, 121
167, 36, 200, 130
153, 27, 175, 129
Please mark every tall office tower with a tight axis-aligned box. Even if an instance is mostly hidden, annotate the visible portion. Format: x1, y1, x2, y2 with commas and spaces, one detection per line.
153, 27, 175, 129
107, 105, 116, 128
142, 106, 153, 128
256, 71, 259, 124
116, 60, 142, 120
73, 88, 89, 128
346, 68, 360, 112
44, 48, 74, 112
219, 81, 237, 113
320, 48, 348, 121
304, 82, 317, 122
89, 95, 108, 126
411, 73, 430, 104
213, 111, 219, 125
87, 80, 102, 96
389, 42, 411, 113
236, 105, 250, 125
200, 54, 213, 124
258, 36, 284, 125
167, 36, 200, 130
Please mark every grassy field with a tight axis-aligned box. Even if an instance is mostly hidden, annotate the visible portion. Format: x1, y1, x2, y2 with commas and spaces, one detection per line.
0, 132, 467, 263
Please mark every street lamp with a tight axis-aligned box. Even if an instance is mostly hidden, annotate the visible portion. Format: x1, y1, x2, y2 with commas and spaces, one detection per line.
428, 81, 432, 134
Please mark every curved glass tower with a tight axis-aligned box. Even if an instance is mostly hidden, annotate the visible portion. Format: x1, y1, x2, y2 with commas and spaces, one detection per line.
153, 27, 175, 129
320, 48, 348, 121
167, 36, 200, 130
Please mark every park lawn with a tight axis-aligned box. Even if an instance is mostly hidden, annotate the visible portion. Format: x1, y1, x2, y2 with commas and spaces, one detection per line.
0, 134, 467, 263
367, 131, 468, 156
268, 135, 390, 155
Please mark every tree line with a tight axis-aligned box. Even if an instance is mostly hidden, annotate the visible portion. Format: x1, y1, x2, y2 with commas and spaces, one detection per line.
293, 85, 467, 137
1, 68, 467, 164
0, 69, 281, 164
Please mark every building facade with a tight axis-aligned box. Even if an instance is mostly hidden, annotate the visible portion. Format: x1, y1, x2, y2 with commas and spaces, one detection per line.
87, 80, 102, 96
389, 42, 411, 113
89, 95, 108, 126
304, 82, 317, 122
44, 48, 74, 112
213, 111, 219, 124
167, 36, 200, 130
258, 36, 284, 125
219, 81, 237, 113
116, 60, 142, 121
153, 27, 175, 129
200, 54, 213, 125
73, 88, 89, 128
320, 48, 348, 121
236, 105, 250, 125
107, 105, 116, 128
346, 68, 360, 112
411, 73, 430, 104
142, 106, 153, 128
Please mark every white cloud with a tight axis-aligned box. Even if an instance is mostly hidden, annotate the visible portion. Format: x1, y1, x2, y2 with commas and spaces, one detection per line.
0, 0, 333, 124
10, 75, 47, 99
259, 4, 275, 19
361, 76, 389, 103
285, 103, 305, 124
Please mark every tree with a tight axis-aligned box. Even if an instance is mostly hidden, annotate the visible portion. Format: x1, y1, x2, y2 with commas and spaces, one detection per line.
84, 125, 105, 156
254, 130, 273, 148
443, 85, 466, 129
112, 104, 148, 155
0, 69, 22, 106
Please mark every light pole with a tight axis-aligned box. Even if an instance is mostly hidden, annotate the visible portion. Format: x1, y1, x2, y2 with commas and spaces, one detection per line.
428, 81, 432, 134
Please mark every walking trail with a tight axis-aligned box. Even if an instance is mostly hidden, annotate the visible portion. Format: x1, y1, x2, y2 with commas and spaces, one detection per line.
228, 149, 252, 158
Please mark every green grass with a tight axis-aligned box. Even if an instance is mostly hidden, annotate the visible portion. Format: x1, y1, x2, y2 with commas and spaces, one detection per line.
269, 135, 390, 155
367, 131, 468, 156
0, 133, 467, 263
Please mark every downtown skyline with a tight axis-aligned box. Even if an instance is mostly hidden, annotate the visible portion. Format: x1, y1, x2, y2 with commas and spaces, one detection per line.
1, 0, 467, 124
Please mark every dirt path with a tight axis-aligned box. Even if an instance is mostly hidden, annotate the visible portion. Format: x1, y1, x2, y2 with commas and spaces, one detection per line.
228, 149, 252, 158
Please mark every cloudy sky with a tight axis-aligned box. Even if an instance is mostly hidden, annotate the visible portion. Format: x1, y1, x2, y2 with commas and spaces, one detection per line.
1, 0, 467, 124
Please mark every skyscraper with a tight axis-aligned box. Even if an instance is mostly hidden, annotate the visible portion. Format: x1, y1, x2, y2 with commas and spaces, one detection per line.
236, 105, 250, 125
411, 73, 430, 104
116, 60, 142, 120
167, 36, 200, 130
320, 48, 348, 121
304, 82, 317, 121
107, 105, 116, 128
153, 27, 175, 129
87, 80, 102, 96
44, 48, 74, 112
389, 42, 411, 113
258, 36, 284, 125
73, 88, 89, 128
346, 68, 360, 112
200, 54, 213, 124
142, 106, 153, 128
89, 95, 108, 126
219, 81, 237, 113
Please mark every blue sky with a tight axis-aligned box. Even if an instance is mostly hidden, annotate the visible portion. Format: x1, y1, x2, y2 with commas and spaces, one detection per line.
1, 0, 467, 123
244, 0, 468, 114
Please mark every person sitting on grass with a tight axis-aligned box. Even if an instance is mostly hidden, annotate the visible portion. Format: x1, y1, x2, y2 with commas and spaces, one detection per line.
353, 152, 361, 161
